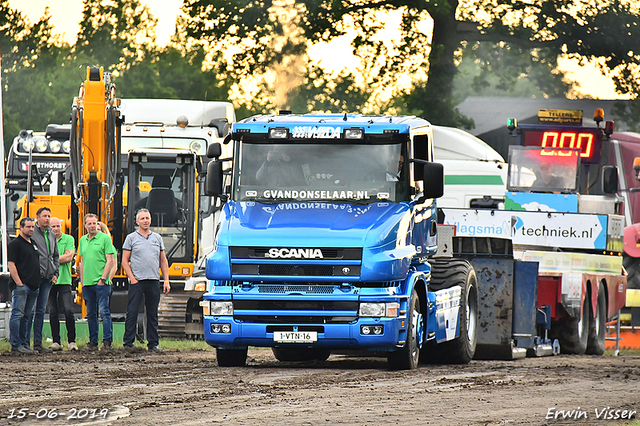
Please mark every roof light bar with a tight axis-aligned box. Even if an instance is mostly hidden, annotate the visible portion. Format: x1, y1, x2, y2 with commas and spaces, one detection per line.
269, 127, 289, 139
344, 128, 364, 139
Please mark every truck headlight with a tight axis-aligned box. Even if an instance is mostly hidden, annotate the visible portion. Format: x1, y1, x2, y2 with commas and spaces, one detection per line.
360, 303, 385, 317
210, 301, 233, 316
200, 300, 233, 316
359, 302, 399, 317
35, 139, 48, 152
49, 140, 62, 153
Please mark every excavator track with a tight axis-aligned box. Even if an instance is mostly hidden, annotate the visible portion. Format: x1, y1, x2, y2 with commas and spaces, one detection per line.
158, 293, 190, 338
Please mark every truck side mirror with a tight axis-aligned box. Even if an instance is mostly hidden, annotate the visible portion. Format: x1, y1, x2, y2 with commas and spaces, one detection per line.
421, 162, 444, 199
208, 119, 229, 137
207, 142, 222, 159
602, 165, 618, 194
205, 160, 223, 196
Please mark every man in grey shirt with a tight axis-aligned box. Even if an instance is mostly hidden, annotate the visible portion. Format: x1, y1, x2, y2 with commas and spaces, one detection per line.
122, 208, 170, 352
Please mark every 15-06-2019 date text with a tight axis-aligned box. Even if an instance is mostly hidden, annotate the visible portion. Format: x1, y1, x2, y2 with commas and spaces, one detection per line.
6, 407, 110, 420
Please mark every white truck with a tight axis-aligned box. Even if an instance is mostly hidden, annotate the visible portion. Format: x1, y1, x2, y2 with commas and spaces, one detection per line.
118, 99, 235, 337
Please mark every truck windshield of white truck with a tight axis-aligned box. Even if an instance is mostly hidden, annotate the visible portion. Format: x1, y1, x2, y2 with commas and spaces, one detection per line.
507, 146, 580, 193
234, 142, 408, 203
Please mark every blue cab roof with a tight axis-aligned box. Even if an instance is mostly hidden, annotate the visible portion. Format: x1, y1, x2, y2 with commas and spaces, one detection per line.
234, 113, 431, 136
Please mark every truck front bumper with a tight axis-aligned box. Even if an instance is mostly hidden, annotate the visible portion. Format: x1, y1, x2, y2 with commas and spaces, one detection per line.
203, 316, 405, 350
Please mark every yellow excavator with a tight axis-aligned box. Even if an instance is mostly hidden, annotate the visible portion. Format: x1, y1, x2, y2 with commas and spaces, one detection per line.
68, 66, 123, 316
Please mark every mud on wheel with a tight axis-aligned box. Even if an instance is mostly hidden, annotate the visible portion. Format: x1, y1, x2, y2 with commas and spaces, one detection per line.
550, 295, 589, 355
422, 258, 478, 364
586, 283, 606, 355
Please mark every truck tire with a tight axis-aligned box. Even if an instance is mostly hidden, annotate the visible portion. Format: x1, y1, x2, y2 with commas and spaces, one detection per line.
551, 296, 589, 354
586, 284, 606, 355
387, 289, 422, 370
623, 255, 640, 290
216, 348, 248, 367
422, 259, 478, 364
272, 347, 331, 362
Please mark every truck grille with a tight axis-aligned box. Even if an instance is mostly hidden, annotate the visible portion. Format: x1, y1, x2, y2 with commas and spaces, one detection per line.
232, 298, 359, 324
231, 247, 362, 260
257, 284, 335, 294
230, 246, 362, 278
232, 264, 361, 277
234, 300, 357, 311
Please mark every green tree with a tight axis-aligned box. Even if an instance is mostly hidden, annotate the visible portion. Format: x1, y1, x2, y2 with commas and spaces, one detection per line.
183, 0, 640, 124
452, 42, 571, 101
2, 0, 240, 152
75, 0, 158, 74
612, 100, 640, 132
118, 45, 230, 101
182, 0, 374, 114
0, 1, 75, 150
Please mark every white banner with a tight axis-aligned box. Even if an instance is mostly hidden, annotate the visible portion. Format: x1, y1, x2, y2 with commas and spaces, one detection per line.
440, 208, 613, 250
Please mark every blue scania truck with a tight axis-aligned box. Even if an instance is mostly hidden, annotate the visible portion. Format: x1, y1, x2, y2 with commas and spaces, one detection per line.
200, 112, 480, 369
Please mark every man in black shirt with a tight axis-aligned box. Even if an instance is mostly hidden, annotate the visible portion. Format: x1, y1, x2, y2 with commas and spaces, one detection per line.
8, 218, 41, 354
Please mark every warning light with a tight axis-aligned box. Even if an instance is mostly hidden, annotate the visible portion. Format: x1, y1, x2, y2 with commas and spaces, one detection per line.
594, 108, 604, 124
604, 120, 614, 136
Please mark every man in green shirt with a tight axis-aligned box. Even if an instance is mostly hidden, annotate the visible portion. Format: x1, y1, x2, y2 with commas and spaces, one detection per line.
78, 213, 116, 351
47, 217, 78, 351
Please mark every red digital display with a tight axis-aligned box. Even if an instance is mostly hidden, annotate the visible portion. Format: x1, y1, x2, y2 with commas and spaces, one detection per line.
522, 128, 601, 163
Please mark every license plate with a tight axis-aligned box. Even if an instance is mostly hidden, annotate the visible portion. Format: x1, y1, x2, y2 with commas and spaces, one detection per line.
273, 331, 318, 343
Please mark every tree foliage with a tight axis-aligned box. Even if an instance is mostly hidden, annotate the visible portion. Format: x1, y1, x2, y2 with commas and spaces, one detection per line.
183, 0, 640, 126
75, 0, 158, 73
3, 0, 640, 150
1, 0, 235, 154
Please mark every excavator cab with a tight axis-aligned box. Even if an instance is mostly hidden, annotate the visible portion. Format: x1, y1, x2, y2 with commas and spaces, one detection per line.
126, 149, 197, 267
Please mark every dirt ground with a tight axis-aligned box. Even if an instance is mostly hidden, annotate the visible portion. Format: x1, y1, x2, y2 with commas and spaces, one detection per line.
0, 348, 638, 426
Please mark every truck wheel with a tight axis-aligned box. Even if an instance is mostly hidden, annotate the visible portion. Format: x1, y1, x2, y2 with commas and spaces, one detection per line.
422, 259, 478, 364
551, 296, 589, 354
623, 255, 640, 289
586, 284, 606, 355
388, 289, 422, 370
272, 347, 331, 362
216, 348, 248, 367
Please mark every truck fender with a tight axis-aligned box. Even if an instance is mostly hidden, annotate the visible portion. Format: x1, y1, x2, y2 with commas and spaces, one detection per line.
405, 269, 429, 317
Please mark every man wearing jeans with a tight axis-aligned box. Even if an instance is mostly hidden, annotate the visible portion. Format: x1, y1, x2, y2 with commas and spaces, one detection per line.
122, 208, 170, 352
78, 213, 116, 351
29, 207, 59, 353
8, 218, 41, 354
47, 217, 77, 351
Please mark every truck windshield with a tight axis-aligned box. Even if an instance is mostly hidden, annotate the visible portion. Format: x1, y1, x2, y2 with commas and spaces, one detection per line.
232, 142, 407, 203
507, 146, 580, 193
